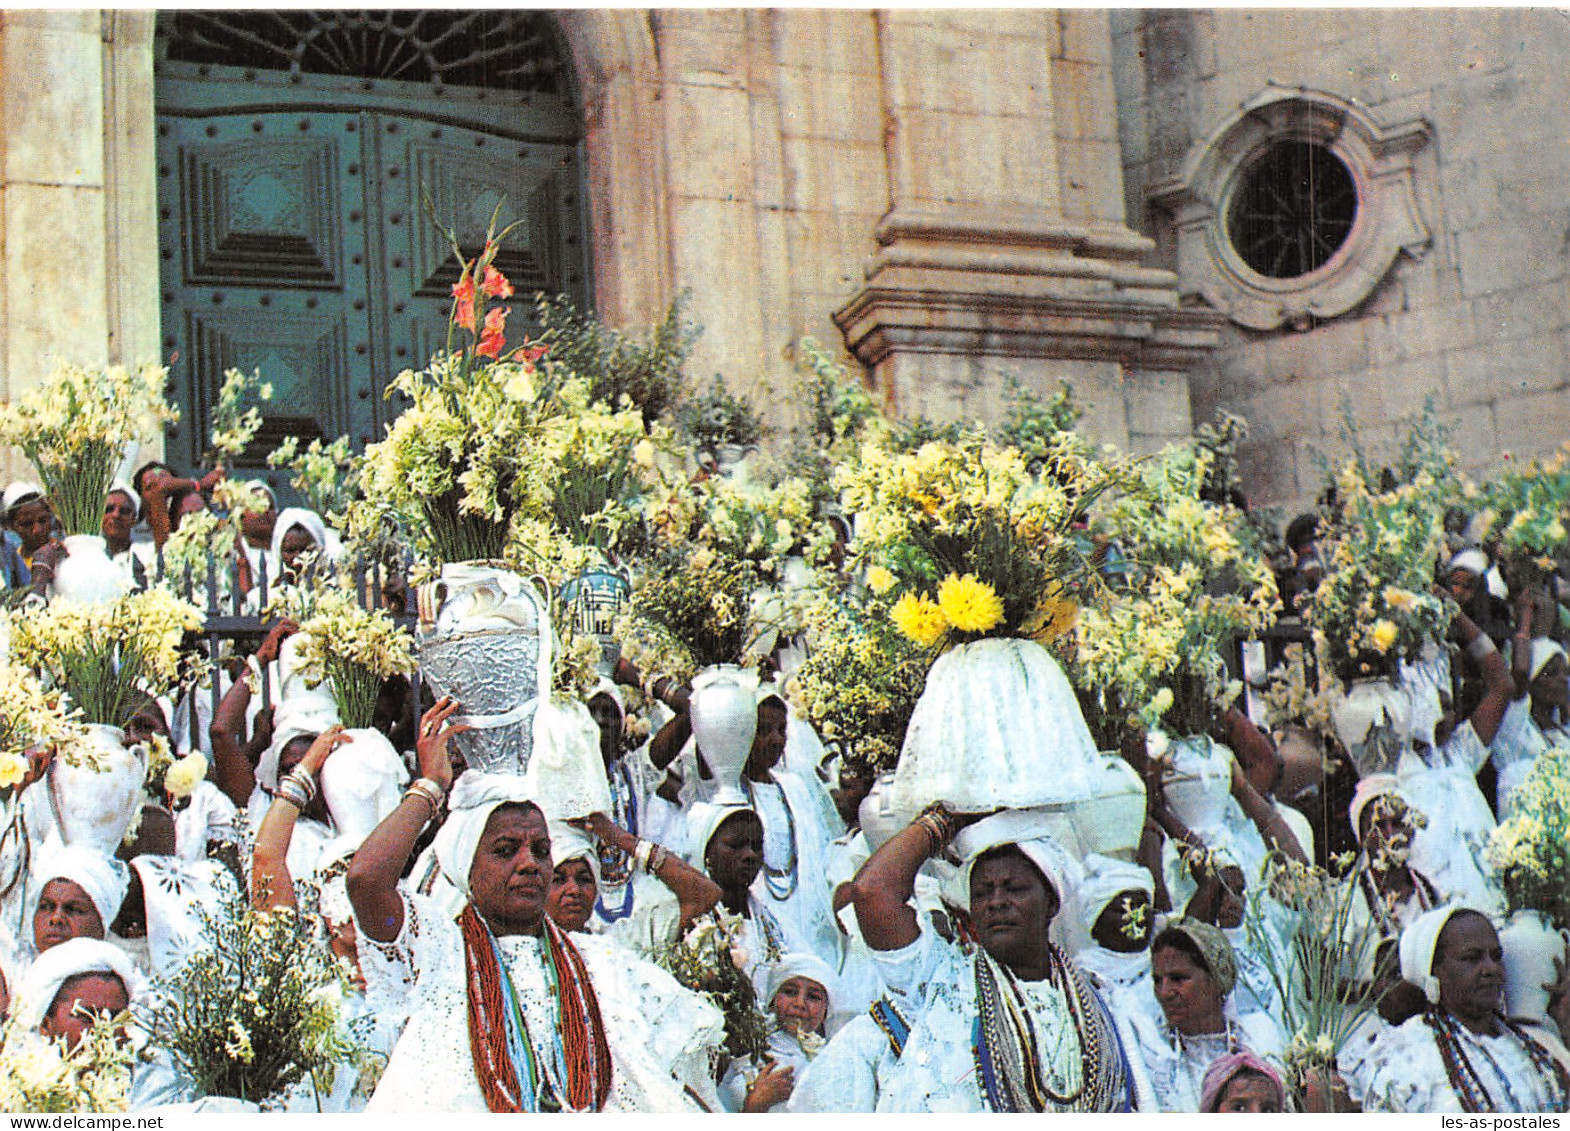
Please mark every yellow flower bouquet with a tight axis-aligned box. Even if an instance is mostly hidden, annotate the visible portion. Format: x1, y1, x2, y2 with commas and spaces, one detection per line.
1477, 444, 1570, 583
1302, 459, 1451, 682
0, 660, 83, 786
0, 360, 178, 536
8, 589, 204, 728
837, 430, 1130, 650
0, 1012, 135, 1113
1073, 442, 1280, 736
291, 590, 416, 729
1488, 745, 1570, 929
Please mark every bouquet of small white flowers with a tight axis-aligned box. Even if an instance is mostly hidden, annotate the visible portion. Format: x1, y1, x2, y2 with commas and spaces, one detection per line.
0, 360, 178, 536
653, 910, 771, 1062
0, 660, 83, 786
206, 367, 273, 462
290, 590, 415, 729
145, 886, 372, 1107
0, 1012, 134, 1112
8, 589, 204, 728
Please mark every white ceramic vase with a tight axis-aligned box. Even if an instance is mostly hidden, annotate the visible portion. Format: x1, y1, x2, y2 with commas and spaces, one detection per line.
48, 724, 146, 853
688, 666, 758, 805
51, 534, 129, 605
415, 563, 551, 777
1074, 754, 1148, 860
1329, 676, 1412, 777
1161, 735, 1233, 832
1499, 909, 1570, 1023
892, 638, 1102, 814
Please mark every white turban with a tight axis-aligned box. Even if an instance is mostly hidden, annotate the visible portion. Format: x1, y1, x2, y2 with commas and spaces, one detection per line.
432, 773, 538, 900
27, 842, 130, 940
1400, 904, 1480, 1005
683, 801, 759, 868
2, 481, 42, 516
761, 951, 841, 1019
128, 855, 239, 978
1531, 638, 1567, 682
1349, 773, 1402, 843
257, 689, 342, 792
1078, 853, 1155, 935
270, 507, 331, 563
1448, 548, 1490, 578
545, 820, 600, 889
107, 481, 141, 521
11, 937, 144, 1031
948, 809, 1085, 920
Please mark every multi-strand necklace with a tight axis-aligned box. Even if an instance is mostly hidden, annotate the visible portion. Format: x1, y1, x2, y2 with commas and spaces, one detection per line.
971, 944, 1126, 1112
1427, 1009, 1570, 1114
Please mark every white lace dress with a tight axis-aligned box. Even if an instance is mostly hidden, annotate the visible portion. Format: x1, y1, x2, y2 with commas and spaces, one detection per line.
1362, 1014, 1570, 1112
867, 929, 1152, 1112
1396, 722, 1504, 915
356, 893, 724, 1112
1124, 1009, 1283, 1112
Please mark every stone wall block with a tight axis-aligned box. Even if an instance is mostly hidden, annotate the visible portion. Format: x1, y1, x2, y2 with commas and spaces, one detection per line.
3, 21, 105, 186
769, 9, 878, 75
1058, 10, 1112, 66
1473, 283, 1570, 343
774, 65, 882, 144
888, 24, 1051, 120
1122, 370, 1190, 437
781, 136, 887, 215
4, 184, 110, 373
1492, 388, 1570, 460
1456, 213, 1570, 299
1444, 335, 1570, 407
655, 10, 750, 78
664, 83, 754, 202
1235, 436, 1302, 505
669, 196, 764, 389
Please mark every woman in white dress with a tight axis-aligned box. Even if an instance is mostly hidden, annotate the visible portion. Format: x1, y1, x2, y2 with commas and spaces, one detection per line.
849, 806, 1151, 1112
1363, 905, 1570, 1112
345, 697, 724, 1113
1125, 916, 1283, 1112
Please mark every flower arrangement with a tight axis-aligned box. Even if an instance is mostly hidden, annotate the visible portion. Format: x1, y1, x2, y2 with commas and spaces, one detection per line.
290, 591, 415, 729
551, 623, 603, 704
268, 435, 360, 526
207, 367, 273, 462
1488, 745, 1570, 929
0, 1014, 134, 1113
1477, 445, 1570, 579
838, 431, 1129, 652
145, 887, 371, 1107
992, 376, 1083, 462
785, 589, 933, 774
9, 589, 204, 728
532, 292, 698, 425
1242, 852, 1388, 1104
0, 361, 178, 536
652, 910, 770, 1062
537, 386, 668, 558
1260, 642, 1335, 735
614, 545, 765, 686
679, 373, 765, 458
1073, 442, 1279, 736
0, 660, 83, 786
1302, 459, 1452, 681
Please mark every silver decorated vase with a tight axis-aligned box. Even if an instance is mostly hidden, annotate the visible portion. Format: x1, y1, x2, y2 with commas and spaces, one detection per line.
415, 563, 552, 776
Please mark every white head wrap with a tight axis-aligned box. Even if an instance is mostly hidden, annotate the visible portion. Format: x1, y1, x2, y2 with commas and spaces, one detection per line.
11, 937, 144, 1032
1349, 773, 1402, 842
27, 842, 130, 941
318, 728, 409, 856
128, 855, 239, 978
257, 689, 342, 792
1448, 548, 1490, 578
524, 699, 612, 821
948, 810, 1085, 926
1400, 904, 1486, 1006
1531, 638, 1567, 682
1078, 853, 1155, 936
589, 678, 625, 722
545, 820, 600, 889
270, 507, 331, 563
2, 481, 43, 517
106, 481, 141, 521
761, 951, 841, 1027
683, 801, 759, 868
432, 773, 538, 900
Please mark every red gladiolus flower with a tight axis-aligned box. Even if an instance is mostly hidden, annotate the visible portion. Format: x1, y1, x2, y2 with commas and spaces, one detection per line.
480, 265, 514, 300
476, 306, 509, 359
452, 273, 477, 332
517, 342, 550, 364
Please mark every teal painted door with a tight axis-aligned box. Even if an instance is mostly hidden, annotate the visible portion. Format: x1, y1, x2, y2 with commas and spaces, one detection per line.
155, 91, 588, 496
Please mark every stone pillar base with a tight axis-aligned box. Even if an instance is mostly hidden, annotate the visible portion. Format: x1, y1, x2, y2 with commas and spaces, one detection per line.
835, 205, 1224, 451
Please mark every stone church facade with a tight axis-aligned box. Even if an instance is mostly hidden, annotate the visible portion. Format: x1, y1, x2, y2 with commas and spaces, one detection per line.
1, 9, 1566, 517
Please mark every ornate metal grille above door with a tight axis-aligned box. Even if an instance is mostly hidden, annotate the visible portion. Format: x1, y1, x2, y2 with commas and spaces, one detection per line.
153, 10, 590, 498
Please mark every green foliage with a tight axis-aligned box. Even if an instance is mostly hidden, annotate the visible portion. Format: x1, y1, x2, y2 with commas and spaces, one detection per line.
532, 292, 699, 423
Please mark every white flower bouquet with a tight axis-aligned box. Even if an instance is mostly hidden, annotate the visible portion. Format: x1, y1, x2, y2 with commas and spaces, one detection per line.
0, 360, 178, 536
0, 1013, 134, 1113
290, 590, 415, 729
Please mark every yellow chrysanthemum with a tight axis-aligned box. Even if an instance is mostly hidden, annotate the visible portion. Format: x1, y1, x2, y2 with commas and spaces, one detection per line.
1370, 619, 1399, 653
936, 572, 1005, 635
163, 752, 208, 800
0, 751, 26, 789
865, 566, 896, 595
890, 592, 948, 648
